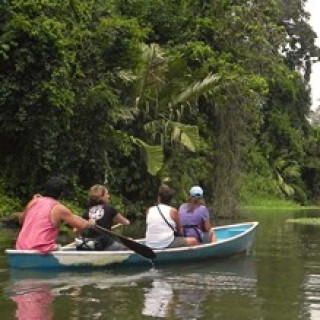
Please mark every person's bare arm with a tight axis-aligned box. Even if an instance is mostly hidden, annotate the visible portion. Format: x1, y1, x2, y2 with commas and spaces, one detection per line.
203, 220, 212, 232
51, 204, 93, 231
114, 213, 130, 226
170, 208, 183, 234
203, 220, 216, 242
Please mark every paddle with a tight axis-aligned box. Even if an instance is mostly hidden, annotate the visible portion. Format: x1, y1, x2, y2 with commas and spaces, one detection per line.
62, 223, 124, 250
93, 224, 156, 260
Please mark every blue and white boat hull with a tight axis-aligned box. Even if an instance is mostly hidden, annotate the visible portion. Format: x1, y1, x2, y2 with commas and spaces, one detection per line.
5, 222, 258, 270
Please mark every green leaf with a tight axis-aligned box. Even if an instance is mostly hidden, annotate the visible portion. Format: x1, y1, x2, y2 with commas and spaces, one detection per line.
131, 137, 164, 175
171, 122, 200, 152
171, 73, 220, 107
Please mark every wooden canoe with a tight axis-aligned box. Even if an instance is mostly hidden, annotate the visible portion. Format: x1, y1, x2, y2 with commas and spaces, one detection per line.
5, 222, 258, 270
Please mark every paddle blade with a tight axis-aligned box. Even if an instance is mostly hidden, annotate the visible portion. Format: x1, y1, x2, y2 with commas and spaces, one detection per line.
117, 236, 156, 260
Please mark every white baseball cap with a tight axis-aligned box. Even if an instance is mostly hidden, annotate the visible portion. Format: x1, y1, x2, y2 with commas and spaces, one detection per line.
189, 186, 203, 198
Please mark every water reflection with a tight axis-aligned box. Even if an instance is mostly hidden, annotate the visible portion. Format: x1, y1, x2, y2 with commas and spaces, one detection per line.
142, 279, 207, 319
175, 288, 207, 319
142, 279, 173, 317
5, 210, 320, 319
304, 273, 320, 319
4, 255, 256, 319
142, 256, 256, 319
5, 268, 157, 320
8, 280, 54, 320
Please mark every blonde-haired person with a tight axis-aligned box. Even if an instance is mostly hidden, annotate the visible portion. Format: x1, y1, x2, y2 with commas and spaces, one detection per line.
178, 186, 216, 243
80, 185, 130, 250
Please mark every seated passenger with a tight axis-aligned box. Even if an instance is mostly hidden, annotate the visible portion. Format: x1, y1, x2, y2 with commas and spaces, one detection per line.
178, 186, 216, 243
16, 177, 95, 253
77, 184, 130, 251
145, 185, 198, 249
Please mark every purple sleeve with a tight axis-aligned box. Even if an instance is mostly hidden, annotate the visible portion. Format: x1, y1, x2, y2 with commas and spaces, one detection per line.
200, 206, 210, 221
178, 203, 189, 215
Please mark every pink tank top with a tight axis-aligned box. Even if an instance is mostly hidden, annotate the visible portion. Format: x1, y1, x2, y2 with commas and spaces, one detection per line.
16, 197, 59, 253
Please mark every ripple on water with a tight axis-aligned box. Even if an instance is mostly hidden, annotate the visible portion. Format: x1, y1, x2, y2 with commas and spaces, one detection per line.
302, 273, 320, 320
167, 272, 257, 293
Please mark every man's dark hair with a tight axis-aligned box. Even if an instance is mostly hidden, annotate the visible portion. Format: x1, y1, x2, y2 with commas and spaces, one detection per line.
42, 177, 65, 199
158, 185, 175, 205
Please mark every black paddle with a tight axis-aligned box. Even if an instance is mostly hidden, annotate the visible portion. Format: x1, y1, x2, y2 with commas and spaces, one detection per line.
62, 223, 124, 250
93, 224, 156, 260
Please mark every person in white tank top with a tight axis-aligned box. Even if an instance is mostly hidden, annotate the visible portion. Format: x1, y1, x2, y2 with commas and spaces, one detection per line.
145, 185, 198, 249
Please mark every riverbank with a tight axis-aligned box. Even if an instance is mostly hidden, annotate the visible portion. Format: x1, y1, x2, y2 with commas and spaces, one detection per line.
241, 195, 320, 210
2, 190, 320, 223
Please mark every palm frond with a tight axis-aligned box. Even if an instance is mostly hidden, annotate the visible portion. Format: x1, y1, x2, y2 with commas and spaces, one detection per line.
171, 73, 220, 107
281, 183, 295, 197
276, 171, 295, 196
282, 163, 300, 178
134, 44, 168, 109
143, 120, 200, 152
171, 122, 199, 151
273, 157, 286, 170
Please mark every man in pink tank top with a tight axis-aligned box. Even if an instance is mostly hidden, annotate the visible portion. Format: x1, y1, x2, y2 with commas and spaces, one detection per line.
16, 177, 94, 254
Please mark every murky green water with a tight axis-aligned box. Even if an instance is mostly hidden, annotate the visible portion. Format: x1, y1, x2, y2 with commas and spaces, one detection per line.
1, 209, 320, 319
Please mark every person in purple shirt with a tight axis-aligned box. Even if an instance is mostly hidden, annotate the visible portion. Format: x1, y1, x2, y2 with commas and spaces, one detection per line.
178, 186, 216, 243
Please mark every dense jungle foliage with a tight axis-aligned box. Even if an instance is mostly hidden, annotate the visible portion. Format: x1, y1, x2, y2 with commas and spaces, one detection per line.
1, 0, 320, 217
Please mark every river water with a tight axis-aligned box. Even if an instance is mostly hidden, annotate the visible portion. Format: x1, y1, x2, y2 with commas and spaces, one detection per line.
1, 209, 320, 319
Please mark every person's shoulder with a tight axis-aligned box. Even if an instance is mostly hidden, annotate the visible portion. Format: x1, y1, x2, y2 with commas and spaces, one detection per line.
178, 203, 187, 210
54, 202, 71, 214
170, 208, 179, 217
26, 196, 41, 208
50, 202, 74, 223
104, 204, 117, 213
145, 205, 154, 215
198, 205, 209, 214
